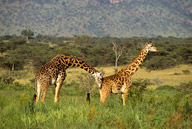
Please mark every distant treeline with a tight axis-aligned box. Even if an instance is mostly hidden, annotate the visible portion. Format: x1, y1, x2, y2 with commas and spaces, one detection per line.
0, 35, 191, 72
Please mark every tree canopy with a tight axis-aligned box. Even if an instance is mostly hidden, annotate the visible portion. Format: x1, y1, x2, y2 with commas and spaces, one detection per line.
21, 29, 34, 41
0, 35, 191, 71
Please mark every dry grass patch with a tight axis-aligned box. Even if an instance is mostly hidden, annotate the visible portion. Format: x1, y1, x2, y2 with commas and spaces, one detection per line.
1, 65, 191, 87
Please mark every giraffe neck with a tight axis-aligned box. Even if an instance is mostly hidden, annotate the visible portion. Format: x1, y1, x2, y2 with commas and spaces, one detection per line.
55, 55, 102, 87
67, 57, 98, 74
54, 55, 98, 74
123, 47, 148, 76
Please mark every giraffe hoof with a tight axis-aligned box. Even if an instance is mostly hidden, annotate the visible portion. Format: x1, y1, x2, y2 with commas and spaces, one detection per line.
86, 93, 90, 104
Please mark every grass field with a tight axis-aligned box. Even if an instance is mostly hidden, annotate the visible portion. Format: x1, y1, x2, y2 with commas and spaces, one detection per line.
0, 65, 192, 128
0, 83, 192, 129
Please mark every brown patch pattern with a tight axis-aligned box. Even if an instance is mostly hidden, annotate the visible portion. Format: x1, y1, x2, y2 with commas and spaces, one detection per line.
98, 42, 158, 106
35, 54, 101, 103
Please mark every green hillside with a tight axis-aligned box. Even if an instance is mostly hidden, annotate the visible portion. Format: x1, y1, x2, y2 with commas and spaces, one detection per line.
0, 0, 192, 37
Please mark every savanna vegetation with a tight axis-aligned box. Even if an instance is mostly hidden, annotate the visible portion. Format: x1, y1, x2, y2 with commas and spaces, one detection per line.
0, 35, 192, 72
1, 0, 192, 37
0, 34, 192, 128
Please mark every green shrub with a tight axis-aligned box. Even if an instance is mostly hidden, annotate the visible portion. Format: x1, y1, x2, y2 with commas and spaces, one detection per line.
76, 73, 96, 94
0, 83, 34, 91
29, 78, 35, 84
132, 78, 153, 89
178, 81, 192, 93
152, 78, 163, 86
182, 70, 190, 75
0, 74, 15, 84
173, 72, 181, 75
144, 56, 176, 70
129, 78, 153, 101
155, 85, 176, 91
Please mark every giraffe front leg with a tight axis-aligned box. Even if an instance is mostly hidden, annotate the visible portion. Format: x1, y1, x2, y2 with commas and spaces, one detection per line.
54, 83, 62, 103
99, 89, 110, 104
122, 80, 132, 106
54, 72, 65, 103
122, 93, 128, 106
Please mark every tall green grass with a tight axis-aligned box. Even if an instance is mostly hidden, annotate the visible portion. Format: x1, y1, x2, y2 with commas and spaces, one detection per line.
0, 83, 192, 129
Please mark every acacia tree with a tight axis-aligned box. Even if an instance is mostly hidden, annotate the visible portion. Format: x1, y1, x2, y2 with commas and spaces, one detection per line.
1, 53, 25, 71
112, 41, 123, 71
21, 29, 34, 42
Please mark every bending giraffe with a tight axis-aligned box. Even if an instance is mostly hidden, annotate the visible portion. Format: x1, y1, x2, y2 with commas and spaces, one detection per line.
34, 54, 103, 103
87, 41, 158, 106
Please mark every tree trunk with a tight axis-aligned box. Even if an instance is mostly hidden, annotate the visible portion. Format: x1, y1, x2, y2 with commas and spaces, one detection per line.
112, 41, 123, 73
114, 59, 118, 73
11, 64, 15, 71
26, 36, 29, 43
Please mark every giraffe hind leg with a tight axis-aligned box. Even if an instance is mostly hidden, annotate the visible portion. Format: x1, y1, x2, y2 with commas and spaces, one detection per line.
40, 84, 49, 103
39, 79, 50, 103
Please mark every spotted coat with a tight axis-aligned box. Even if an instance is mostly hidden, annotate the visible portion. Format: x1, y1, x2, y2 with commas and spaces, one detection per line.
98, 42, 158, 106
35, 54, 103, 103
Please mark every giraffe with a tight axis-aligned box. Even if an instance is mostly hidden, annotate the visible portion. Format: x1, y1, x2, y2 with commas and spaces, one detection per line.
34, 54, 103, 103
87, 41, 158, 106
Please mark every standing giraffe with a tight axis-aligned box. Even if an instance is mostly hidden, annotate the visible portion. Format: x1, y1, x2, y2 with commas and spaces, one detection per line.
34, 54, 103, 103
87, 41, 158, 106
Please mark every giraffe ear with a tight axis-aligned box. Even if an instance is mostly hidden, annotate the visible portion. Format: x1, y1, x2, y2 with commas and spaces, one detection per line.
145, 41, 152, 46
148, 41, 153, 45
100, 72, 105, 76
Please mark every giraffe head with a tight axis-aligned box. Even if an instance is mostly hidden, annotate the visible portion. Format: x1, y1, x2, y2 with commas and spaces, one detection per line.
145, 41, 158, 52
93, 72, 104, 88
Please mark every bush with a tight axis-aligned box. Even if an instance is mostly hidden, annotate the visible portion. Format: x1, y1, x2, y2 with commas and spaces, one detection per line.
144, 56, 176, 70
155, 85, 176, 91
0, 83, 34, 91
0, 74, 15, 84
177, 81, 192, 93
152, 78, 163, 86
129, 78, 153, 101
174, 72, 181, 75
132, 78, 153, 90
182, 70, 190, 75
76, 73, 95, 94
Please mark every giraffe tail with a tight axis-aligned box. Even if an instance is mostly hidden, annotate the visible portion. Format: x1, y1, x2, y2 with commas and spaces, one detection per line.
30, 79, 37, 113
86, 93, 90, 104
86, 85, 98, 104
33, 94, 37, 101
33, 78, 37, 102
